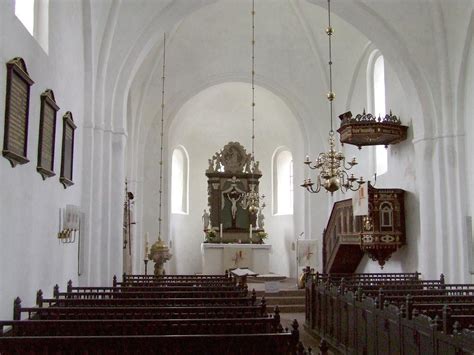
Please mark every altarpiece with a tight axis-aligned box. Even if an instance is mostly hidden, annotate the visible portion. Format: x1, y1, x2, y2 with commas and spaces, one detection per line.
205, 142, 264, 243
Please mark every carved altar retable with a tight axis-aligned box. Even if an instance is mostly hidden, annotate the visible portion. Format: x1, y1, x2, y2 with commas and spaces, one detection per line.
205, 142, 263, 243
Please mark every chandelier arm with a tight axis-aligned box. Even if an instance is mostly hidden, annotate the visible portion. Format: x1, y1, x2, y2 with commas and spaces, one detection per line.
308, 178, 322, 193
347, 184, 362, 192
343, 158, 354, 170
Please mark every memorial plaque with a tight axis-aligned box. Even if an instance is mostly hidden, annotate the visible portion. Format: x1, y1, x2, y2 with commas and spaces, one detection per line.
60, 111, 76, 188
37, 90, 59, 179
2, 57, 34, 167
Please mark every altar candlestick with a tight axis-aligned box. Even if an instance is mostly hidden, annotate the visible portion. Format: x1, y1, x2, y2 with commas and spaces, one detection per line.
220, 224, 223, 241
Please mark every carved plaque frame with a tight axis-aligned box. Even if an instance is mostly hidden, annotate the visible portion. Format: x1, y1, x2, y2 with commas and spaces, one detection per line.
37, 89, 59, 179
60, 111, 76, 188
2, 57, 34, 167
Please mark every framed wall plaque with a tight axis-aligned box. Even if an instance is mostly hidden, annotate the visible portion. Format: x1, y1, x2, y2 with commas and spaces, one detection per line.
37, 89, 59, 179
59, 111, 76, 188
2, 57, 34, 167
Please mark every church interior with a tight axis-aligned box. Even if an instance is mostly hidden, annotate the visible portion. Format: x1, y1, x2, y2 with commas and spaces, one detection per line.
1, 0, 474, 352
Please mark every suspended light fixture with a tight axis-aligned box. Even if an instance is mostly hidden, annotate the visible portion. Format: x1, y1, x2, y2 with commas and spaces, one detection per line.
301, 0, 365, 195
148, 33, 172, 276
241, 0, 264, 214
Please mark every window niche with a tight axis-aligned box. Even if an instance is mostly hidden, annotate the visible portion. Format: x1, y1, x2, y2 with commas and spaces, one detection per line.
37, 89, 59, 179
380, 202, 394, 232
272, 148, 294, 215
2, 57, 34, 167
59, 111, 76, 188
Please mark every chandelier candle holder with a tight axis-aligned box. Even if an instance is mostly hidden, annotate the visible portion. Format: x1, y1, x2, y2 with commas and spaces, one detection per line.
302, 0, 365, 195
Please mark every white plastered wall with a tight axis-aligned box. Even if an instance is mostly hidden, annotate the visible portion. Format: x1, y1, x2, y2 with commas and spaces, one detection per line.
0, 0, 85, 318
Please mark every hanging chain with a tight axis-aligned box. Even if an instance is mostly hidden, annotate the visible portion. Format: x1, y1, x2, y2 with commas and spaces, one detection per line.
251, 0, 256, 160
327, 0, 334, 133
158, 33, 166, 239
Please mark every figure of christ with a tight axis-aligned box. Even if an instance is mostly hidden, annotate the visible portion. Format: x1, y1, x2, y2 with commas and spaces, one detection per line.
226, 188, 243, 228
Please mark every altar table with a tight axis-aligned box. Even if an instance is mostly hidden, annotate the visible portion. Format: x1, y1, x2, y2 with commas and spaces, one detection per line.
201, 243, 271, 275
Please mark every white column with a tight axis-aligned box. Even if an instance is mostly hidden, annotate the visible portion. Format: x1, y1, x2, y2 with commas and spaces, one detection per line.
414, 139, 440, 279
108, 131, 127, 281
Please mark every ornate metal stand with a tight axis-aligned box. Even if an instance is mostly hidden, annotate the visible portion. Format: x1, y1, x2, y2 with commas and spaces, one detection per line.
144, 259, 149, 275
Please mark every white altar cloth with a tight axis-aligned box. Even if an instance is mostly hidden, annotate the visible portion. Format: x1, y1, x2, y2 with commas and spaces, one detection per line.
201, 243, 271, 275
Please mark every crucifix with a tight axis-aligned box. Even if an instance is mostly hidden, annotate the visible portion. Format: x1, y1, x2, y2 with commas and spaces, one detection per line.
226, 187, 243, 228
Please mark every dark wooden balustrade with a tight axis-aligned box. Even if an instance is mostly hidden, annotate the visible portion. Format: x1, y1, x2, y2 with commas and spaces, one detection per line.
304, 271, 474, 354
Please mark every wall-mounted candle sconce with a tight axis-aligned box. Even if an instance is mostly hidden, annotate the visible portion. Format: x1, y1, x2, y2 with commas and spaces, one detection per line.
58, 205, 81, 243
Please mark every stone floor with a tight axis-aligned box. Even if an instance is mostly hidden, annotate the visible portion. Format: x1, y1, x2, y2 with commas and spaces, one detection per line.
280, 312, 320, 352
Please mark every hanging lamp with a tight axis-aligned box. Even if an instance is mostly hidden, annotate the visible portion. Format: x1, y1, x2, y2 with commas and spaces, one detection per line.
301, 0, 365, 195
148, 33, 172, 276
241, 0, 264, 214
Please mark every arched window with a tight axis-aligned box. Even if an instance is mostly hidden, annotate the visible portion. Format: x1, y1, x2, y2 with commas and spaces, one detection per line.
15, 0, 35, 35
272, 148, 293, 215
15, 0, 49, 52
373, 54, 387, 175
171, 146, 189, 214
379, 202, 393, 232
368, 52, 388, 176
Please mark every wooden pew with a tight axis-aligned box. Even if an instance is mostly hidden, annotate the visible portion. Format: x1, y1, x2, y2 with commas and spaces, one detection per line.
116, 280, 238, 288
0, 272, 311, 355
54, 289, 249, 299
37, 288, 257, 308
118, 273, 238, 287
63, 282, 244, 295
0, 316, 282, 336
309, 271, 422, 285
38, 296, 257, 308
17, 304, 268, 321
0, 331, 300, 355
122, 273, 232, 280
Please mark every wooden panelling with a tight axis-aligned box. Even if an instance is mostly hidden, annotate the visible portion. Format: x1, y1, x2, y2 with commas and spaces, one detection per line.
37, 89, 59, 179
59, 111, 76, 188
2, 57, 34, 167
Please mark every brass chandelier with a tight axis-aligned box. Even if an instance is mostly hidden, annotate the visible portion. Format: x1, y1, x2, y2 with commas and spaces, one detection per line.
301, 0, 365, 195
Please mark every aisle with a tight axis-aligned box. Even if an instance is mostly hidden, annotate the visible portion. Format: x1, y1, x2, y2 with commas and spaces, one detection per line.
247, 277, 337, 353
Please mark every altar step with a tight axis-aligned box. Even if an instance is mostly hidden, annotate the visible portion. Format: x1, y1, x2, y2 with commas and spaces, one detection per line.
254, 289, 305, 313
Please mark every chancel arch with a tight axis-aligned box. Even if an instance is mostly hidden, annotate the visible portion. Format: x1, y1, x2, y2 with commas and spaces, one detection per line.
143, 82, 307, 277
